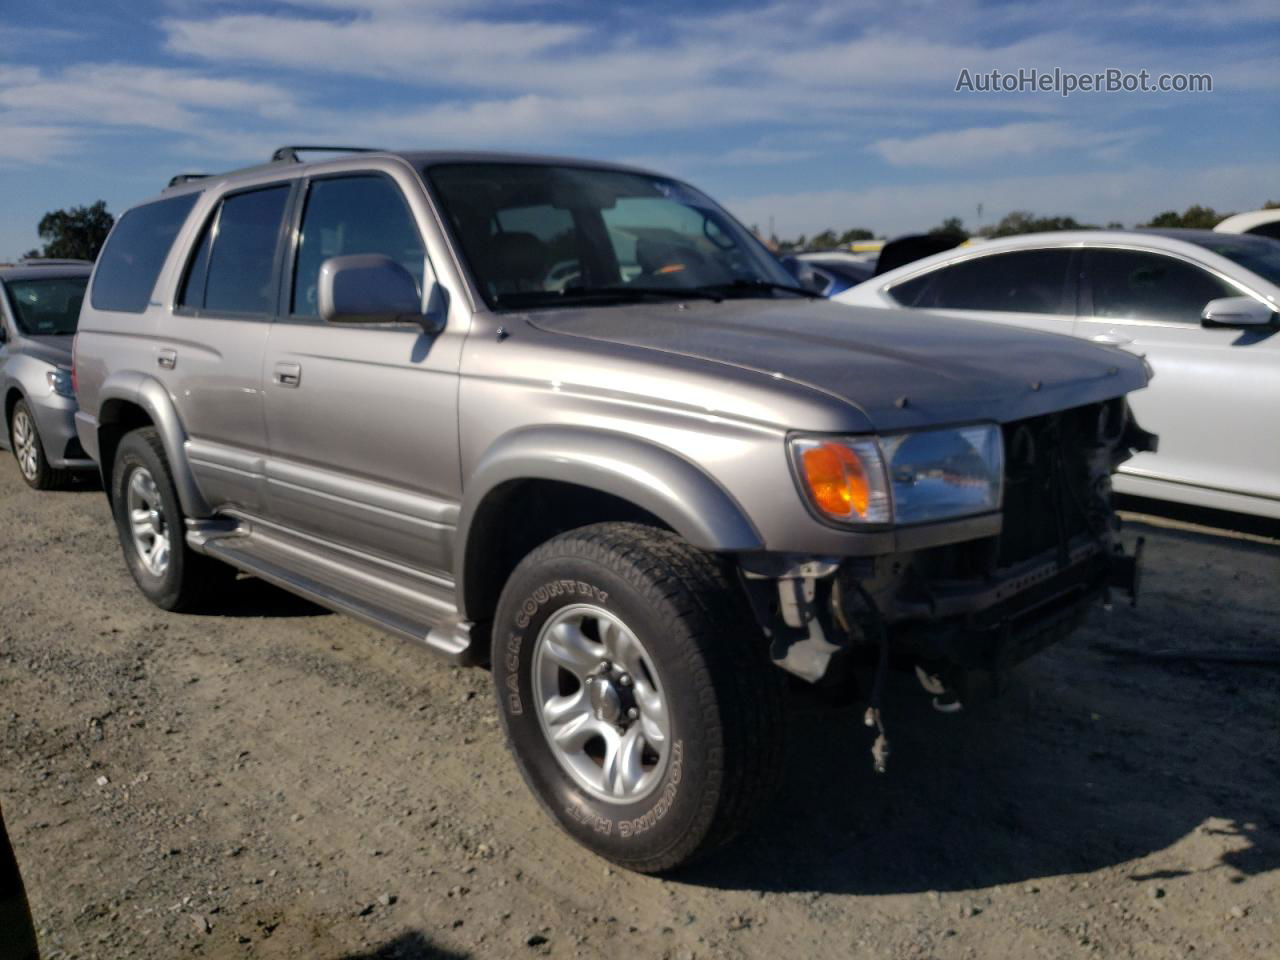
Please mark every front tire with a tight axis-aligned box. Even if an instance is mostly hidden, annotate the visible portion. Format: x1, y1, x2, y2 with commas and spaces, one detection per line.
110, 427, 231, 611
492, 522, 785, 873
10, 399, 69, 491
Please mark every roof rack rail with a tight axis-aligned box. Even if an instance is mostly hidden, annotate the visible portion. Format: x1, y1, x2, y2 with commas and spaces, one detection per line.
16, 257, 93, 266
168, 173, 211, 188
271, 145, 384, 164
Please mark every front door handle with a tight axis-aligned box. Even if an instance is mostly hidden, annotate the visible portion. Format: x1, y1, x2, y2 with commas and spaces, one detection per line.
273, 362, 302, 387
1090, 333, 1134, 346
157, 349, 177, 369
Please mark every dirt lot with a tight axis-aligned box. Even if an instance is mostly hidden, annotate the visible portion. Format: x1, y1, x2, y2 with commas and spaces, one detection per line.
1, 458, 1277, 960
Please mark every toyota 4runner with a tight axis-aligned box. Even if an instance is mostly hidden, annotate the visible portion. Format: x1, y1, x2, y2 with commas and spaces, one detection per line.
72, 147, 1155, 872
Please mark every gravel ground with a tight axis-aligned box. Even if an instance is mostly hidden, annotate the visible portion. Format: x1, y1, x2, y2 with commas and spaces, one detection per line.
1, 457, 1277, 960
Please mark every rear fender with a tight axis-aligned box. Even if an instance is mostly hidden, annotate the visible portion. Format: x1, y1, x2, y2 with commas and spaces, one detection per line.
98, 372, 210, 517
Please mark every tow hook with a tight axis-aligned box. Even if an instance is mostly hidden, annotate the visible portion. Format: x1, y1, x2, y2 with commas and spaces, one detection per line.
1106, 535, 1145, 609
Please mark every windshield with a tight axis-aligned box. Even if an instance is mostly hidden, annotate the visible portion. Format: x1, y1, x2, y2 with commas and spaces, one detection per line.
1186, 234, 1280, 288
4, 275, 89, 335
426, 163, 798, 309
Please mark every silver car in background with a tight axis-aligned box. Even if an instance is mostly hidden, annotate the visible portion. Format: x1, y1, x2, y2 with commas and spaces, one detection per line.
0, 261, 95, 489
837, 230, 1280, 520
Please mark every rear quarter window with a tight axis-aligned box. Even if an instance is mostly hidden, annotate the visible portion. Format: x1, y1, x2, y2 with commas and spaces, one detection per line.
90, 193, 199, 313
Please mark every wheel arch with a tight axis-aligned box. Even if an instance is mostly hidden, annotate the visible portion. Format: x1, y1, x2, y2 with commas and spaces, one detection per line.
455, 426, 763, 625
3, 385, 25, 445
96, 374, 209, 516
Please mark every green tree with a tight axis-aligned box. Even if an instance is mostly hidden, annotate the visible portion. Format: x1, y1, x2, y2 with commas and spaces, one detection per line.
32, 201, 114, 261
928, 216, 968, 238
809, 229, 839, 249
1262, 200, 1280, 210
1142, 204, 1230, 229
838, 227, 875, 244
978, 210, 1093, 238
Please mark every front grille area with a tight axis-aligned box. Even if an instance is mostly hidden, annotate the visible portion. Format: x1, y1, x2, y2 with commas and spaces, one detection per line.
996, 401, 1116, 568
900, 398, 1124, 597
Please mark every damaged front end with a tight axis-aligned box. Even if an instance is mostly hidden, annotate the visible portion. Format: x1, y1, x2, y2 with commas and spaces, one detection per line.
740, 398, 1156, 769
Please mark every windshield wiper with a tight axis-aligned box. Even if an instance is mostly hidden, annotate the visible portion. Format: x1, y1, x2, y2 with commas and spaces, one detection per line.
494, 285, 724, 309
695, 279, 819, 299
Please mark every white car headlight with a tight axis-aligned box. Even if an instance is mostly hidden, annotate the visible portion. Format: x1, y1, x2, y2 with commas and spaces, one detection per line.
791, 424, 1002, 526
46, 367, 75, 398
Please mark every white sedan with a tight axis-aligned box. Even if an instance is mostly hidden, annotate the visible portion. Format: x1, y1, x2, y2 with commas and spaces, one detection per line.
836, 229, 1280, 519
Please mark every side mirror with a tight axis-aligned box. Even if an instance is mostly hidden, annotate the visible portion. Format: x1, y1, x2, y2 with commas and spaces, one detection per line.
1201, 296, 1275, 329
318, 254, 445, 332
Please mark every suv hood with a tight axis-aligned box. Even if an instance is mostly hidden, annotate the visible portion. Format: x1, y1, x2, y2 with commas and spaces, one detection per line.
14, 334, 73, 368
527, 299, 1149, 432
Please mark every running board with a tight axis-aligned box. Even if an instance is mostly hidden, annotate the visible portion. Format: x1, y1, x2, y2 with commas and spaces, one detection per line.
191, 522, 478, 665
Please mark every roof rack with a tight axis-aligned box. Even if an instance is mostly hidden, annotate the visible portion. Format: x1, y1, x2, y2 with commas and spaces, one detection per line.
168, 173, 211, 188
16, 258, 93, 266
270, 145, 384, 164
163, 147, 386, 193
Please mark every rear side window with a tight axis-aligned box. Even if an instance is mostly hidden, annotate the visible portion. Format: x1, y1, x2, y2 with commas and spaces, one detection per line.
886, 273, 931, 306
291, 175, 425, 317
895, 249, 1074, 314
91, 194, 198, 313
201, 186, 291, 316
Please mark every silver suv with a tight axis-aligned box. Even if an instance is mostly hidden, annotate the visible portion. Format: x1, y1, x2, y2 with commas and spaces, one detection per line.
73, 147, 1154, 872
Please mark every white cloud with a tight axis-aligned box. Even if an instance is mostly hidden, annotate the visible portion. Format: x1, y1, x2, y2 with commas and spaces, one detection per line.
0, 123, 75, 163
869, 121, 1147, 167
162, 13, 588, 86
0, 63, 297, 132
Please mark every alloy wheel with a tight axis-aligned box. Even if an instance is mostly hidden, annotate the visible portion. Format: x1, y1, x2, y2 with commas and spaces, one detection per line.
532, 604, 671, 803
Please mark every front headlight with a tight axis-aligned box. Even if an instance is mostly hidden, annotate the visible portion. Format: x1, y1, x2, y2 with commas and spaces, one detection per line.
881, 424, 1003, 523
46, 367, 75, 398
791, 424, 1003, 526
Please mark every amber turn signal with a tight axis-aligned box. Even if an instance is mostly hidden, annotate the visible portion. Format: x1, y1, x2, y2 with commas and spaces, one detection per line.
800, 441, 871, 519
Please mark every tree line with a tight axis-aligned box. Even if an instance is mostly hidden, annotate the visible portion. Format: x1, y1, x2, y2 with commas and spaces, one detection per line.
767, 201, 1280, 252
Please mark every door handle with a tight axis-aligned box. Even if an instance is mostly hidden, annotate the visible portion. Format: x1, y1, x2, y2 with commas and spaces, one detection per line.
273, 362, 302, 387
157, 349, 177, 369
1090, 333, 1133, 346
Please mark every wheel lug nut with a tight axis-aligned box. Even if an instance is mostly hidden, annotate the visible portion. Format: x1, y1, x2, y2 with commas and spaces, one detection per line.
627, 707, 639, 720
618, 674, 632, 687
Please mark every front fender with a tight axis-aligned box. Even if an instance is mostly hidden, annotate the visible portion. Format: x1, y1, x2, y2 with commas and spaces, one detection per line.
98, 372, 211, 517
455, 425, 764, 603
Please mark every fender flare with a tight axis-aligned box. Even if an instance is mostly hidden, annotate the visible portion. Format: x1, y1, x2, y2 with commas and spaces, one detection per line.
97, 372, 211, 517
454, 425, 764, 615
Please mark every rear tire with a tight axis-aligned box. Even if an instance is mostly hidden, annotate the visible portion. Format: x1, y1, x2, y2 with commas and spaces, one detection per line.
110, 427, 233, 611
10, 399, 70, 491
492, 522, 785, 873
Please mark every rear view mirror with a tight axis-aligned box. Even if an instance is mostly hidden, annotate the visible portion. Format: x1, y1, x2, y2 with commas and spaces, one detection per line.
319, 254, 443, 332
1201, 296, 1275, 329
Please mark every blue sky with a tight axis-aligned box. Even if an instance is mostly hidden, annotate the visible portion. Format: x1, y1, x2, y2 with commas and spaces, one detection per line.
1, 0, 1277, 258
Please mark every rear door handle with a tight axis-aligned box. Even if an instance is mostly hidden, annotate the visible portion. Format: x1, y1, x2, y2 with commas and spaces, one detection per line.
1090, 333, 1134, 346
273, 362, 302, 387
157, 349, 177, 369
